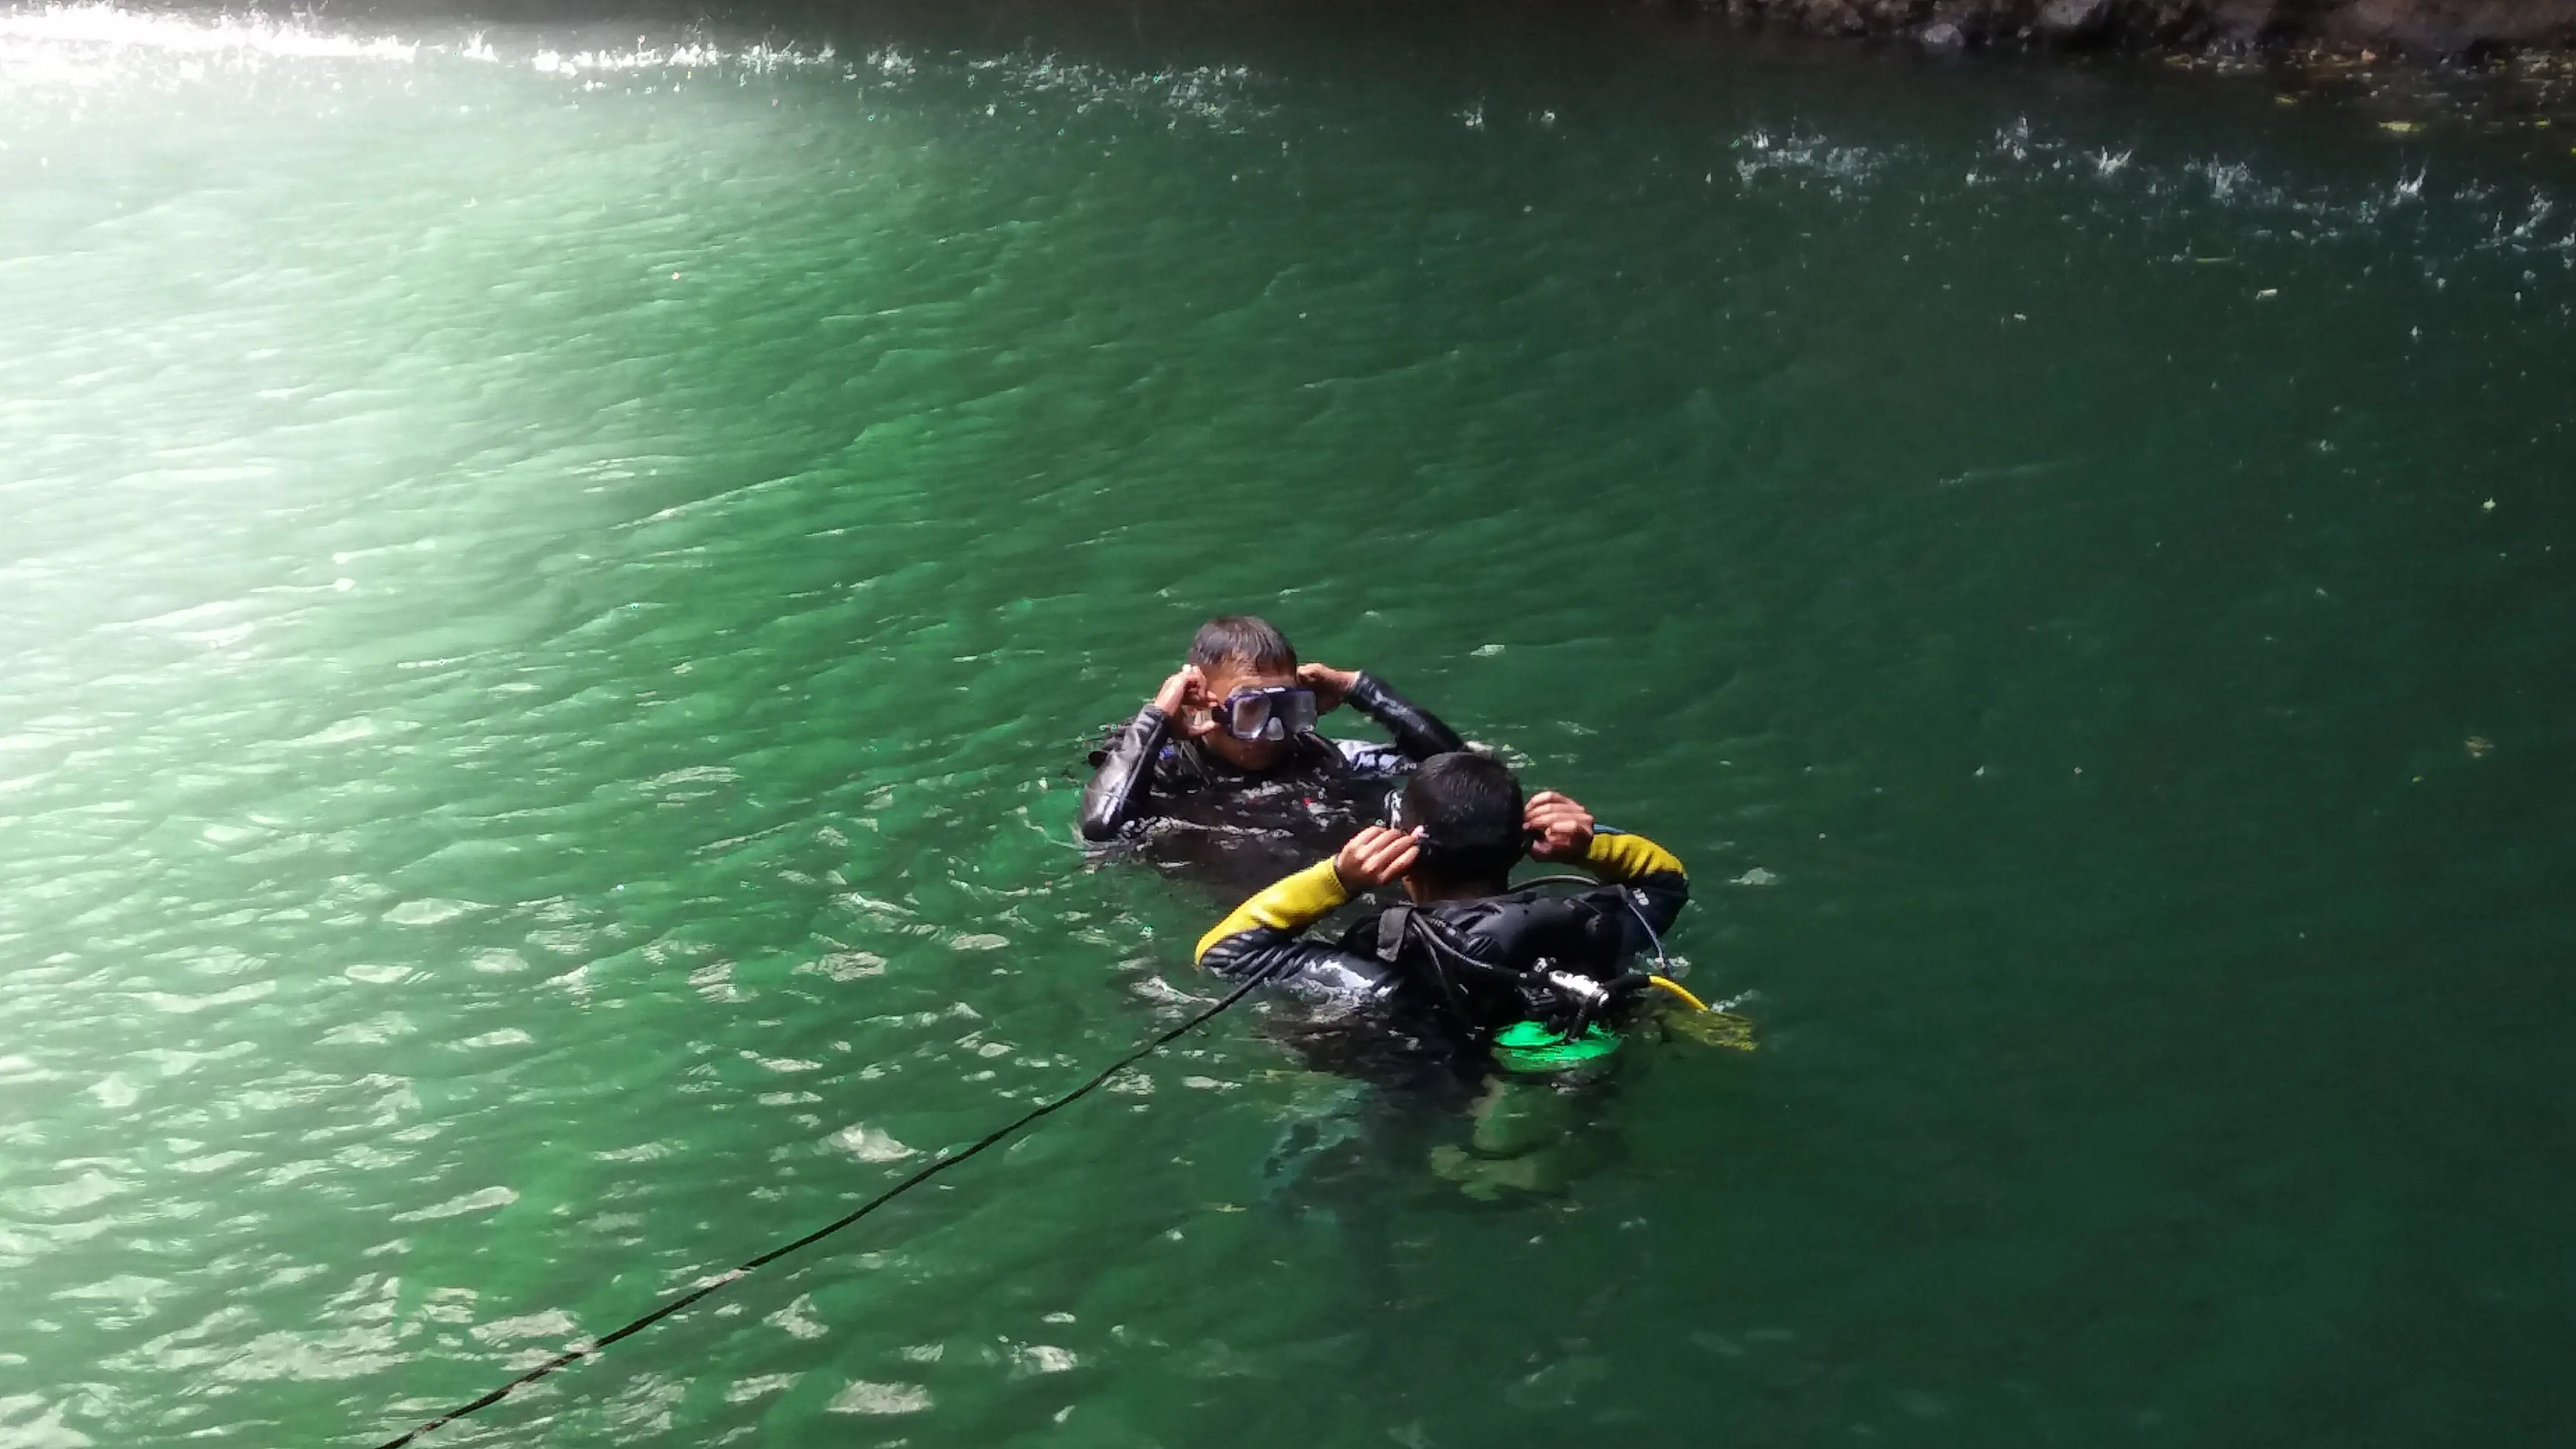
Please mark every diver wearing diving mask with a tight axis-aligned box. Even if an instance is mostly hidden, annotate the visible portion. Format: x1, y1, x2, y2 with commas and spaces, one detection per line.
1078, 615, 1466, 867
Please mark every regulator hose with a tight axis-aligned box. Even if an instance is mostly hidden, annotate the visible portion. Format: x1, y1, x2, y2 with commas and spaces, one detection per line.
1646, 974, 1709, 1012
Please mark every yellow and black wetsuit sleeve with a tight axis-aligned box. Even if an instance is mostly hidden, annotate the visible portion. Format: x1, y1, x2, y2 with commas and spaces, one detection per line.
1584, 827, 1690, 935
1195, 860, 1345, 964
1194, 861, 1398, 1002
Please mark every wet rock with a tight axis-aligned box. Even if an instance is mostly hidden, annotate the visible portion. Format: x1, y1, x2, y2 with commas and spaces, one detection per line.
2036, 0, 2115, 41
1799, 0, 1870, 34
1687, 0, 2576, 59
2209, 0, 2284, 45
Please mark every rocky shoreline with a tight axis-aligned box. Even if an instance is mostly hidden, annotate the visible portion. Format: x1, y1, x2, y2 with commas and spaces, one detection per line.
1684, 0, 2576, 59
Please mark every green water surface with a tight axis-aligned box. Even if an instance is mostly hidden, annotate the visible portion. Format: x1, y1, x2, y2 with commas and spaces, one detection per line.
1, 4, 2571, 1445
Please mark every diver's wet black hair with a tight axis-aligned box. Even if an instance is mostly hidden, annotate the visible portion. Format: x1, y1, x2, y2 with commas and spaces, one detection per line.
1188, 615, 1297, 673
1401, 752, 1523, 886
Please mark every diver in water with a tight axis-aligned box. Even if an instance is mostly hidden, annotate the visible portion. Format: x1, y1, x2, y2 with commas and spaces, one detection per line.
1079, 615, 1466, 882
1191, 751, 1690, 1062
1196, 751, 1694, 1201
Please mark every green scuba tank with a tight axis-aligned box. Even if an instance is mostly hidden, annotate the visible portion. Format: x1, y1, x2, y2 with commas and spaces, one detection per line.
1490, 1019, 1622, 1075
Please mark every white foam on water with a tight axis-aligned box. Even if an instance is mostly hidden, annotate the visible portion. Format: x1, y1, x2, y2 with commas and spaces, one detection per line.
0, 1, 426, 89
391, 1184, 517, 1221
0, 2, 419, 62
0, 2, 847, 91
469, 1309, 580, 1344
1717, 108, 2574, 260
1732, 126, 1890, 193
1011, 1343, 1079, 1375
827, 1123, 915, 1161
525, 37, 836, 78
968, 51, 1265, 127
724, 1373, 801, 1403
826, 1380, 934, 1415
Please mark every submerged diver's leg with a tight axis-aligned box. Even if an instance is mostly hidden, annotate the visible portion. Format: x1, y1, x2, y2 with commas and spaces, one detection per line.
1257, 1075, 1377, 1221
1430, 1071, 1627, 1200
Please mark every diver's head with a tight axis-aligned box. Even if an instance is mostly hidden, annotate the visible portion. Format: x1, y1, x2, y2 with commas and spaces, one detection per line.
1393, 751, 1524, 900
1186, 615, 1307, 771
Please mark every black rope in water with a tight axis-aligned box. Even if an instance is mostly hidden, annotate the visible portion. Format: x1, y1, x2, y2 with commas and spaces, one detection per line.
368, 968, 1274, 1449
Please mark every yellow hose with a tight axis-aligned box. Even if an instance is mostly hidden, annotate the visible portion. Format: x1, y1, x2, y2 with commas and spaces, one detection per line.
1646, 975, 1709, 1012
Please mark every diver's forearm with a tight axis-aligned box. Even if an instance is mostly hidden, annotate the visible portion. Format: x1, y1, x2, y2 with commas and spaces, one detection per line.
1347, 672, 1465, 759
1583, 829, 1685, 884
1078, 706, 1169, 841
1193, 859, 1395, 1005
1583, 829, 1690, 935
1194, 859, 1349, 964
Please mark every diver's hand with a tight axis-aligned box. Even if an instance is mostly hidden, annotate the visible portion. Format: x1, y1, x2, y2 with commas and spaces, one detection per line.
1297, 663, 1360, 715
1525, 791, 1596, 863
1333, 826, 1420, 891
1153, 666, 1208, 730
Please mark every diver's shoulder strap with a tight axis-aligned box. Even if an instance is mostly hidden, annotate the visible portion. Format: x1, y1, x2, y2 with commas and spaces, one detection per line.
1372, 904, 1415, 962
1298, 731, 1350, 774
1167, 735, 1219, 785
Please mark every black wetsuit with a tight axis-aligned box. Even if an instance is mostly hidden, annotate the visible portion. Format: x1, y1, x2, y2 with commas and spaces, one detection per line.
1078, 674, 1464, 886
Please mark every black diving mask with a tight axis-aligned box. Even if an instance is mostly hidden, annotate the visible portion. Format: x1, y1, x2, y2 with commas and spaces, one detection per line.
1212, 685, 1319, 742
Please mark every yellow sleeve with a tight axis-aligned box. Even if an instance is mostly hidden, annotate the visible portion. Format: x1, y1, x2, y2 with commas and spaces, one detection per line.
1194, 860, 1349, 964
1584, 829, 1685, 883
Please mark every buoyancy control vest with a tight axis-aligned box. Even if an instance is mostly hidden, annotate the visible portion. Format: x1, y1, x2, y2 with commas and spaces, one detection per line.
1339, 885, 1652, 1044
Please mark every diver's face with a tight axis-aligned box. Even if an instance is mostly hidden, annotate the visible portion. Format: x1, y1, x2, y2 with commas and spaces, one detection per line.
1196, 661, 1300, 771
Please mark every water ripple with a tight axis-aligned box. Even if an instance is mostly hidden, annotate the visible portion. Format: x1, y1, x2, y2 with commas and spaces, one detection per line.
0, 4, 2565, 1447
